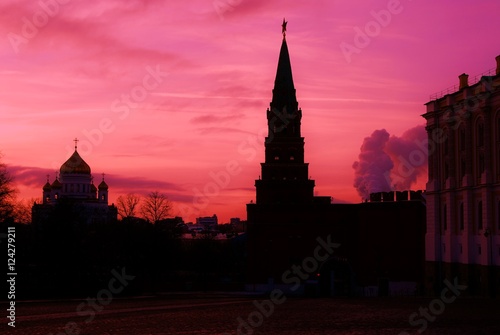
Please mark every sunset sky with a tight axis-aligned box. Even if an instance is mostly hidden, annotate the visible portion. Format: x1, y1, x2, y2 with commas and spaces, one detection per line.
1, 0, 499, 222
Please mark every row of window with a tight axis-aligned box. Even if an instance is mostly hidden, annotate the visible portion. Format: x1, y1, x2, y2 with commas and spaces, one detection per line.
274, 155, 295, 161
441, 200, 498, 232
441, 115, 500, 185
442, 243, 500, 257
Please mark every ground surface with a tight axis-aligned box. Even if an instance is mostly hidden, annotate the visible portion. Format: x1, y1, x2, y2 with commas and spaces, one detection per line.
3, 293, 500, 335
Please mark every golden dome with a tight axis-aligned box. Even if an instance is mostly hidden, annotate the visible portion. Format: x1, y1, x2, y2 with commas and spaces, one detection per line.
60, 150, 91, 175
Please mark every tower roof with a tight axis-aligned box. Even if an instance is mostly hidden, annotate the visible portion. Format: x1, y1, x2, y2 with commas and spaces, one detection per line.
60, 149, 91, 175
51, 178, 62, 189
98, 180, 108, 190
271, 34, 298, 114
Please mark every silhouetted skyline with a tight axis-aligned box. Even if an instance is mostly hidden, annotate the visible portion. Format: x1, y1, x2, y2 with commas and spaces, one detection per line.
1, 1, 499, 221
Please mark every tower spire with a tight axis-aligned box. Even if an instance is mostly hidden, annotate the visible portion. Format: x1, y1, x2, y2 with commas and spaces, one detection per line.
271, 20, 298, 121
281, 18, 287, 38
74, 137, 79, 151
253, 27, 313, 205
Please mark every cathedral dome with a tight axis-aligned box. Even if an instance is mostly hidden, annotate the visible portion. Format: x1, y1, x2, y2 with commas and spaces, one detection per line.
60, 150, 91, 175
43, 182, 52, 191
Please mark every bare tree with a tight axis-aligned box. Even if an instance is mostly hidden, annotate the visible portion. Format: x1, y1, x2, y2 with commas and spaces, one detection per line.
13, 197, 39, 224
0, 156, 15, 222
141, 191, 172, 223
116, 193, 142, 219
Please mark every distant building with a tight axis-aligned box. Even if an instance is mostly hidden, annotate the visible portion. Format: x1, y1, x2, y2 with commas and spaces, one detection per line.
246, 27, 426, 296
196, 214, 218, 230
32, 141, 117, 225
230, 218, 247, 232
423, 55, 500, 296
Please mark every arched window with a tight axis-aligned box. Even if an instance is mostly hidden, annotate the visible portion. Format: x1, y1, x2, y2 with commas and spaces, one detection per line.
477, 122, 484, 147
442, 128, 450, 186
478, 201, 483, 230
475, 118, 485, 183
443, 204, 447, 231
457, 124, 467, 186
459, 126, 466, 151
459, 202, 464, 231
496, 114, 500, 180
498, 201, 500, 230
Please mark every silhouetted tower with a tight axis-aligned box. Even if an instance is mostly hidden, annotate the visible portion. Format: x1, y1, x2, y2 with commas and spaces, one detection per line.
255, 26, 315, 205
98, 174, 108, 203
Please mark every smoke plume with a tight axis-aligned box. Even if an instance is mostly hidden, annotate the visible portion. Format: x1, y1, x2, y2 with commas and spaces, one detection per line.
352, 125, 428, 200
352, 129, 393, 200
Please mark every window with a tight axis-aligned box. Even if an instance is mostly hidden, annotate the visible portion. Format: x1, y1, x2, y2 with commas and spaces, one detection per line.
459, 127, 466, 151
498, 201, 500, 230
478, 201, 483, 230
443, 204, 447, 231
459, 244, 463, 254
497, 116, 500, 142
444, 134, 449, 155
478, 122, 484, 147
290, 156, 295, 161
476, 119, 485, 183
460, 203, 464, 231
461, 158, 466, 178
479, 153, 485, 174
497, 116, 500, 180
54, 193, 58, 200
443, 243, 446, 254
274, 156, 280, 161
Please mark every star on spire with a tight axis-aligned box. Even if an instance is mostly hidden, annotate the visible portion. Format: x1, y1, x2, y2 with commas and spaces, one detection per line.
282, 18, 287, 38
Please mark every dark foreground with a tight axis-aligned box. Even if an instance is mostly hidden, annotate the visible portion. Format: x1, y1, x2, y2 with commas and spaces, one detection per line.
4, 294, 500, 335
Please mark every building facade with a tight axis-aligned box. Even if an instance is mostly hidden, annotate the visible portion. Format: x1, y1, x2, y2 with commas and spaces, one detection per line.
32, 142, 117, 225
423, 55, 500, 295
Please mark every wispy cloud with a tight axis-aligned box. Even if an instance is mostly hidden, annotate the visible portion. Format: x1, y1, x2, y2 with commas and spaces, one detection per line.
190, 113, 245, 124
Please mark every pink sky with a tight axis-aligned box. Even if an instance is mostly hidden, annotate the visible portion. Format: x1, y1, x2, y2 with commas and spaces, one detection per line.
1, 0, 499, 222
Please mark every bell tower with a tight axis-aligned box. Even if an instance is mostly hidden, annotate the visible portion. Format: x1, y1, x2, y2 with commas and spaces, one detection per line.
254, 20, 315, 205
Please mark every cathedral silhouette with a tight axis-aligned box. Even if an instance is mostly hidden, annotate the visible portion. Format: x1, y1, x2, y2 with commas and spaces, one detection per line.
32, 141, 117, 226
